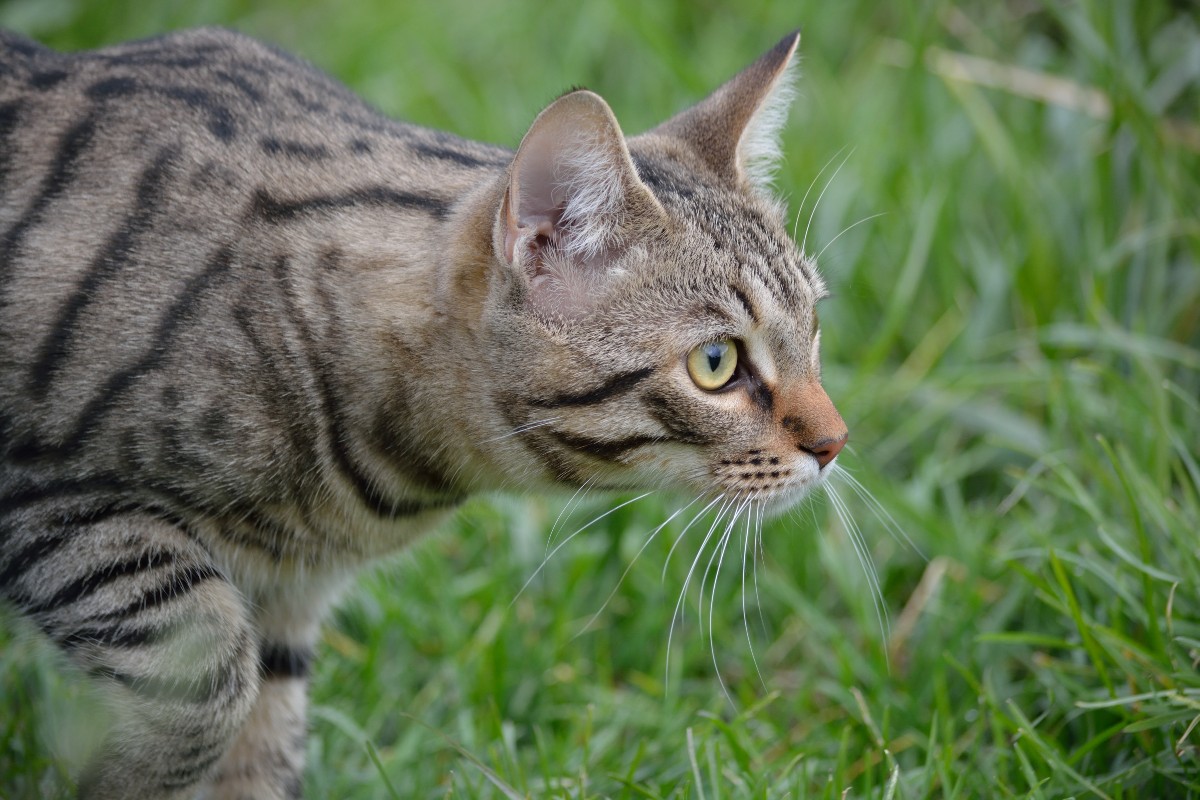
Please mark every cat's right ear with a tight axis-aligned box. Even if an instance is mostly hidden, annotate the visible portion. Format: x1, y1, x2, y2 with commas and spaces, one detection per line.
499, 90, 663, 317
648, 31, 800, 194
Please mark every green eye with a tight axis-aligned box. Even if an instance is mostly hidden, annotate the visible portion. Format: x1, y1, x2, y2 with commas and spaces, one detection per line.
687, 340, 737, 390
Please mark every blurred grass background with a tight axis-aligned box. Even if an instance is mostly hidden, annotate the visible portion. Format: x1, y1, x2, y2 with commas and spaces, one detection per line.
1, 0, 1198, 797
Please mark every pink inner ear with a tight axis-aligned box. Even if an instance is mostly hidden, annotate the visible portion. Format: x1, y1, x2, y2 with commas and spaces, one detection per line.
503, 153, 566, 268
504, 179, 600, 320
500, 90, 664, 318
503, 94, 637, 268
504, 197, 558, 271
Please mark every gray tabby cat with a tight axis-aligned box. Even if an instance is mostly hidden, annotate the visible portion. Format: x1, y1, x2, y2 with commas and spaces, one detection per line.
0, 26, 847, 799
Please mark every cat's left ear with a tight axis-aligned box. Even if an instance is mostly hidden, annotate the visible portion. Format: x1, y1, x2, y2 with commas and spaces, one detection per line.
648, 31, 800, 193
499, 89, 664, 318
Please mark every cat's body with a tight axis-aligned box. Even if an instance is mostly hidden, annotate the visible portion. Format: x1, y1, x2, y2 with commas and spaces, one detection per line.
0, 27, 847, 799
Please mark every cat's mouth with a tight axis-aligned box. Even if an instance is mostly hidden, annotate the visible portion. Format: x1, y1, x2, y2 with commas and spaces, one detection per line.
711, 451, 800, 496
622, 447, 832, 518
569, 447, 841, 517
700, 448, 835, 515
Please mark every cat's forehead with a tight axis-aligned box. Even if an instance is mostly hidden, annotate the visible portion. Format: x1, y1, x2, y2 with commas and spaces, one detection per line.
628, 151, 824, 316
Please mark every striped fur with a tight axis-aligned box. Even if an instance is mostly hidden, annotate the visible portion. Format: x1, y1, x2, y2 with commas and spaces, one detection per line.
0, 27, 846, 798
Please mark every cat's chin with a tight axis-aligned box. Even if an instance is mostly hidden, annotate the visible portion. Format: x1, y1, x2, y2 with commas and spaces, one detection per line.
755, 481, 827, 519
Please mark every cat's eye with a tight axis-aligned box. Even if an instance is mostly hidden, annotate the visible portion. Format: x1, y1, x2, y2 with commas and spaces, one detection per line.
687, 340, 738, 391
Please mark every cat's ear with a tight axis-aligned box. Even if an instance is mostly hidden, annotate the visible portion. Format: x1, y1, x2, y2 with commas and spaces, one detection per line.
499, 89, 663, 318
649, 31, 800, 193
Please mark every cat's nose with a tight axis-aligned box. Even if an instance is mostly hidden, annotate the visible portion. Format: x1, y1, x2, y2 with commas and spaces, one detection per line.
804, 431, 848, 469
779, 381, 848, 469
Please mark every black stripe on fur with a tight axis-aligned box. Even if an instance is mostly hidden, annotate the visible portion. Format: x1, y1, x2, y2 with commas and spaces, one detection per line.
259, 643, 313, 680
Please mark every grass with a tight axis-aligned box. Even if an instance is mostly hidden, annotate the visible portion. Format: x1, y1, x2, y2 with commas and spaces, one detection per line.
1, 0, 1198, 797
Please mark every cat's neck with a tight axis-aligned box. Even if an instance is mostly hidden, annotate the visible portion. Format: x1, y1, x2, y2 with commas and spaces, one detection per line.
291, 170, 530, 506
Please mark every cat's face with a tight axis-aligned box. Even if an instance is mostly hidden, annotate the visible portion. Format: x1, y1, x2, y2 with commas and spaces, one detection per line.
482, 33, 846, 517
487, 161, 845, 517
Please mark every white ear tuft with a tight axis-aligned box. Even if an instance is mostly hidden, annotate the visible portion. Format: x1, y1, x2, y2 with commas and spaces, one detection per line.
737, 53, 798, 191
500, 90, 661, 317
552, 127, 628, 260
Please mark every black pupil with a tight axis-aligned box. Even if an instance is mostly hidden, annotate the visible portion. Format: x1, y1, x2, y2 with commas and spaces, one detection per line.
705, 343, 725, 373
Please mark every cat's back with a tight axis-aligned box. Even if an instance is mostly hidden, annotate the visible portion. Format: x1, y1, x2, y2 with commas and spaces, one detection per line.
0, 26, 508, 194
0, 25, 510, 356
0, 27, 361, 158
0, 27, 375, 271
10, 27, 522, 233
0, 27, 508, 509
0, 26, 417, 124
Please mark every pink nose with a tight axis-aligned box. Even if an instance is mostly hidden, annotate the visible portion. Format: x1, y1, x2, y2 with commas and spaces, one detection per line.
805, 432, 847, 469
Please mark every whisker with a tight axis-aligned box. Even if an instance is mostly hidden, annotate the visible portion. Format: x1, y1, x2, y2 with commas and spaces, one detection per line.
700, 496, 744, 710
831, 463, 927, 561
481, 417, 559, 443
706, 497, 750, 708
814, 212, 888, 264
510, 491, 653, 606
667, 498, 733, 691
741, 496, 767, 690
793, 144, 850, 242
828, 485, 884, 616
546, 477, 596, 556
574, 495, 703, 637
826, 484, 890, 663
697, 496, 749, 639
802, 147, 854, 256
662, 493, 726, 580
752, 499, 768, 636
675, 499, 733, 634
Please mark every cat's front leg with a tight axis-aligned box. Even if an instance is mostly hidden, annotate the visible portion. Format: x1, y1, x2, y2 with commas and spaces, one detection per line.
203, 651, 310, 799
203, 576, 344, 800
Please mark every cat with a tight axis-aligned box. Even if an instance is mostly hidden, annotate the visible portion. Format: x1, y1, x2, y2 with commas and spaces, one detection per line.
0, 25, 847, 800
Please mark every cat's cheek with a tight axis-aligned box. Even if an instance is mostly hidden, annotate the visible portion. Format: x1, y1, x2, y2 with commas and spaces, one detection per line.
625, 450, 709, 492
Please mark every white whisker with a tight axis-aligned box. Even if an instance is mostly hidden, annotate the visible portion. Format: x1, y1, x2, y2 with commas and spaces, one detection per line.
575, 495, 703, 637
752, 499, 768, 636
667, 497, 733, 691
675, 499, 733, 633
793, 144, 850, 242
697, 496, 749, 638
706, 497, 750, 708
662, 494, 725, 580
546, 477, 596, 556
481, 417, 559, 444
831, 462, 926, 561
510, 491, 653, 606
802, 147, 854, 256
741, 496, 766, 690
814, 212, 888, 264
826, 484, 890, 661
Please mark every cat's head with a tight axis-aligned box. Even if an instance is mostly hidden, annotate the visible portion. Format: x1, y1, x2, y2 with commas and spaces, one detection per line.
483, 32, 846, 516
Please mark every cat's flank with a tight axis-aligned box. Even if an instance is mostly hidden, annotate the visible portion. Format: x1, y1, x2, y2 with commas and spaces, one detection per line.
0, 26, 847, 799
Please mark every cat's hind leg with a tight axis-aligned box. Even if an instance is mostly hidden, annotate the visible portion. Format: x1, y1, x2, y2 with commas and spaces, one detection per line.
0, 507, 260, 800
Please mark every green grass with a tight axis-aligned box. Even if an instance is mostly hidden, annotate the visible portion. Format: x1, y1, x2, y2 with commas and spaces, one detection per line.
2, 0, 1198, 797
